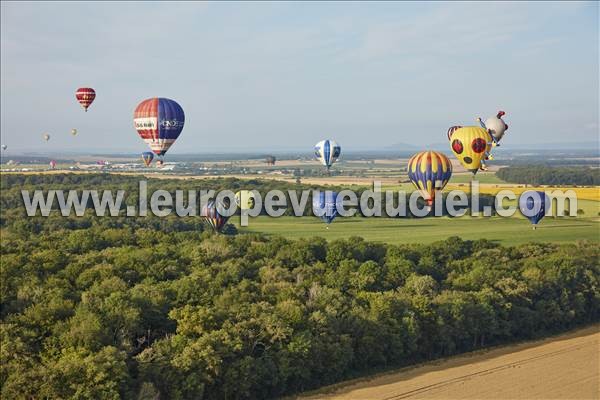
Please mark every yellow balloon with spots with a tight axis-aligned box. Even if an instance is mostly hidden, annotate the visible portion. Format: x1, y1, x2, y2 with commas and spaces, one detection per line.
449, 126, 491, 175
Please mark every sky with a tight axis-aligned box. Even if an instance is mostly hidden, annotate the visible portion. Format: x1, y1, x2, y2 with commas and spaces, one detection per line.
1, 1, 598, 153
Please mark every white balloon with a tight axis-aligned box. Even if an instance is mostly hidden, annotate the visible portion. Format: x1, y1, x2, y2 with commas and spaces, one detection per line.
485, 112, 508, 141
314, 139, 341, 169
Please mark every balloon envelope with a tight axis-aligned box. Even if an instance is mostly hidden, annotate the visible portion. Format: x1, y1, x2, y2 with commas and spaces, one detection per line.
407, 151, 452, 208
71, 128, 78, 136
201, 200, 230, 232
76, 87, 96, 111
312, 191, 338, 224
49, 160, 56, 169
141, 152, 154, 167
485, 111, 508, 142
134, 98, 185, 156
447, 126, 462, 141
43, 133, 50, 141
449, 126, 491, 174
1, 145, 6, 150
314, 140, 341, 169
519, 191, 549, 226
235, 190, 256, 211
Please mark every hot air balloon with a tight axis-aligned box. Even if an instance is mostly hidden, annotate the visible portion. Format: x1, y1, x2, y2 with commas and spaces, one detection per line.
485, 110, 509, 145
43, 133, 50, 141
76, 87, 96, 112
519, 191, 549, 229
49, 160, 56, 169
475, 117, 498, 157
449, 126, 492, 174
265, 155, 276, 166
447, 126, 462, 141
141, 151, 154, 167
134, 98, 185, 160
313, 191, 338, 226
235, 190, 256, 211
201, 199, 230, 232
407, 151, 452, 209
71, 128, 78, 136
1, 145, 6, 151
314, 139, 341, 171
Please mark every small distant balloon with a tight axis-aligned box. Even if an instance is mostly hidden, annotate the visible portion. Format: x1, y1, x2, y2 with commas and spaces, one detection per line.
49, 160, 56, 169
141, 152, 154, 167
312, 191, 338, 225
71, 128, 78, 136
76, 87, 96, 112
43, 133, 50, 141
1, 144, 6, 151
265, 155, 276, 166
519, 191, 549, 229
201, 199, 230, 232
314, 139, 341, 170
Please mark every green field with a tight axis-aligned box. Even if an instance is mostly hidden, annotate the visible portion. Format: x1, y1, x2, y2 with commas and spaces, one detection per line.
235, 214, 599, 246
233, 197, 599, 247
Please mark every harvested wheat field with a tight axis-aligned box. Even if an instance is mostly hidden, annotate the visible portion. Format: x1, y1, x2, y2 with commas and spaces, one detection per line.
299, 325, 599, 400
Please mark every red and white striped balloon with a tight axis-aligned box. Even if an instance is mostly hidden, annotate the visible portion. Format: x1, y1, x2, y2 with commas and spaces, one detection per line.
75, 87, 96, 112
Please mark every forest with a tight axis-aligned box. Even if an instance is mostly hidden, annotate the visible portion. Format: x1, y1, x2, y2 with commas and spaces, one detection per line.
496, 166, 599, 186
1, 174, 599, 399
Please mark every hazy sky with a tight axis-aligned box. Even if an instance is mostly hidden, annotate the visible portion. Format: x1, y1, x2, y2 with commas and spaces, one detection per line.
1, 1, 598, 153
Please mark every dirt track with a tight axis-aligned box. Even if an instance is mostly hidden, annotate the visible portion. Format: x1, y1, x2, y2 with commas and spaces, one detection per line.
299, 325, 599, 400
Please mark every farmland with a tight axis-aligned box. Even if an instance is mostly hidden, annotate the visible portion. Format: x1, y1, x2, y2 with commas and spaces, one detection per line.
2, 167, 598, 246
234, 213, 599, 247
299, 324, 599, 400
1, 2, 598, 398
0, 169, 598, 400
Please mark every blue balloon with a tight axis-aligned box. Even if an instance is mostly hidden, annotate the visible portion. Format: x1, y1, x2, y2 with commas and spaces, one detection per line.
519, 191, 549, 226
312, 191, 338, 224
141, 151, 154, 166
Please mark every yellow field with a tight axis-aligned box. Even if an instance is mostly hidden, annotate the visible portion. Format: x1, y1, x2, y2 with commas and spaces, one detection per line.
299, 325, 600, 400
3, 169, 598, 202
446, 184, 600, 202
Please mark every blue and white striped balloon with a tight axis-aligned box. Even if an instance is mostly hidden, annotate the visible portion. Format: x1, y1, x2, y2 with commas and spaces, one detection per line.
312, 191, 339, 225
314, 139, 341, 170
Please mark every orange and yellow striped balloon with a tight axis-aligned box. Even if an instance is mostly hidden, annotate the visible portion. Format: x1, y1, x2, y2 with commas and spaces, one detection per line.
407, 151, 453, 208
